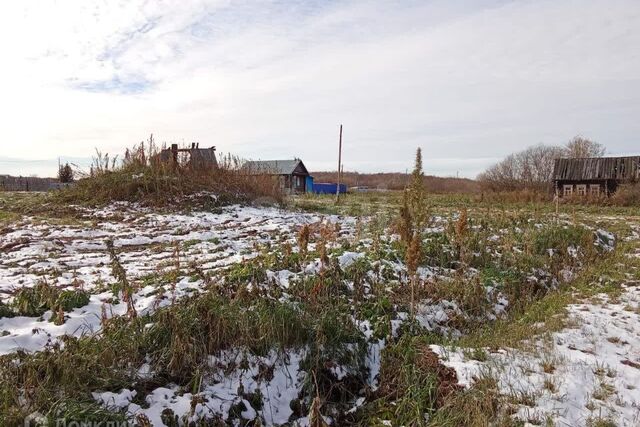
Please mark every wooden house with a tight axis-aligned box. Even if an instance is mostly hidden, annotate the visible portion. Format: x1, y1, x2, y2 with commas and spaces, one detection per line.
155, 144, 218, 170
553, 156, 640, 197
243, 159, 311, 194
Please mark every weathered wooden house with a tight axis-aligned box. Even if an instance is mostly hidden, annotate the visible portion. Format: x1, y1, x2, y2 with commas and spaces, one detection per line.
553, 156, 640, 197
243, 159, 311, 194
155, 144, 218, 170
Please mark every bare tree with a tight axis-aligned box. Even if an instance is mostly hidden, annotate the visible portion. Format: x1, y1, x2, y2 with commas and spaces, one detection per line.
564, 136, 605, 158
478, 144, 564, 191
479, 136, 608, 192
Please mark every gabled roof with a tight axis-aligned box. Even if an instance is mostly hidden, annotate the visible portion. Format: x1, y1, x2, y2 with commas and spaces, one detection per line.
553, 156, 640, 181
243, 159, 309, 175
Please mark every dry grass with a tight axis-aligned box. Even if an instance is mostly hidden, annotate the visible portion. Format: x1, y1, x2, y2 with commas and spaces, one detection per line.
55, 137, 283, 207
610, 182, 640, 206
475, 190, 551, 204
310, 171, 481, 193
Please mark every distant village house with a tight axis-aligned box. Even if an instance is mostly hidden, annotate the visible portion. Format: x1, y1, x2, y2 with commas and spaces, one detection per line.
553, 156, 640, 197
243, 159, 312, 194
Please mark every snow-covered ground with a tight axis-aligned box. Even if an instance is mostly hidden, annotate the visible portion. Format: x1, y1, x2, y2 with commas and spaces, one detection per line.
93, 349, 309, 426
0, 204, 357, 355
2, 200, 635, 426
433, 281, 640, 426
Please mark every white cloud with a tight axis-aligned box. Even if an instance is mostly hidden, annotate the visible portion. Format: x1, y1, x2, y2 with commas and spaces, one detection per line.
0, 0, 639, 177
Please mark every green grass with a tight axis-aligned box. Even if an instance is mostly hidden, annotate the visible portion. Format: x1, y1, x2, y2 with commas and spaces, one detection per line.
532, 224, 593, 256
11, 283, 90, 319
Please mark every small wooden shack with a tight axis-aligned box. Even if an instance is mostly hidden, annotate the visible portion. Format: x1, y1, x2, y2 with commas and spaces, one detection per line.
243, 159, 311, 194
156, 144, 218, 170
553, 156, 640, 197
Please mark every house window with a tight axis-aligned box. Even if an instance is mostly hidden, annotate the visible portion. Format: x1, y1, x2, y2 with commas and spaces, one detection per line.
563, 185, 573, 196
576, 184, 587, 196
589, 184, 600, 196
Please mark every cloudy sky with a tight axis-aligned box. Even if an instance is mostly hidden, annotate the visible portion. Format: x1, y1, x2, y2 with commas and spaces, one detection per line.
1, 0, 639, 178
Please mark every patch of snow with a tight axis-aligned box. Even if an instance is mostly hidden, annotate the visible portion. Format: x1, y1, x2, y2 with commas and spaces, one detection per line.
434, 282, 640, 426
337, 251, 365, 268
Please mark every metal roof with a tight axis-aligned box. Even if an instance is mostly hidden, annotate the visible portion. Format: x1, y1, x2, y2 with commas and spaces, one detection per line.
553, 156, 640, 181
243, 159, 307, 175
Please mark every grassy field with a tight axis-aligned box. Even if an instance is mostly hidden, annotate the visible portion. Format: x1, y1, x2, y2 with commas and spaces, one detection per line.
1, 190, 639, 426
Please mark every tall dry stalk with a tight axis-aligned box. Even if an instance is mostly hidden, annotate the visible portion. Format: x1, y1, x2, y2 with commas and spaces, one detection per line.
398, 189, 413, 245
297, 224, 311, 260
106, 239, 137, 318
406, 231, 421, 320
408, 148, 428, 229
397, 148, 429, 247
454, 208, 469, 266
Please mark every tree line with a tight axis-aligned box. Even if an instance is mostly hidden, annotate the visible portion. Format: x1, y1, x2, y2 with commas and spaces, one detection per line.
477, 136, 606, 192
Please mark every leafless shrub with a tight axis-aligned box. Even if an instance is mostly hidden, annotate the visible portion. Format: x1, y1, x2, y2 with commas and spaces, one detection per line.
478, 144, 565, 192
565, 136, 606, 158
478, 136, 606, 193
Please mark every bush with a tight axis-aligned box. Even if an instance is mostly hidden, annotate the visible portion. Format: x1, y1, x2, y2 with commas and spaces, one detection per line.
58, 163, 74, 183
610, 183, 640, 206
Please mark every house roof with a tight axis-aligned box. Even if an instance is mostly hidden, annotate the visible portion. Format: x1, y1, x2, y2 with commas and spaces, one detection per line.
553, 156, 640, 181
243, 159, 308, 175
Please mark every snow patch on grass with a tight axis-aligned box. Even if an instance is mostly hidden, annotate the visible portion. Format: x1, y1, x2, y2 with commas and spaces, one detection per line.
434, 282, 640, 426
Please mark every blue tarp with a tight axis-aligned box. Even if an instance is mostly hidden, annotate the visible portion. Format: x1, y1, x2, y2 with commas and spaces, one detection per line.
312, 182, 347, 195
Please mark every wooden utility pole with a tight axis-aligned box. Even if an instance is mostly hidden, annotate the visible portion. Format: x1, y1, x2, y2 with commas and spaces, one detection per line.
336, 124, 343, 203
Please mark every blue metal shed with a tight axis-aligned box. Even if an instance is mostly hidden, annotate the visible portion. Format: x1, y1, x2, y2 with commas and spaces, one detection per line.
312, 182, 347, 195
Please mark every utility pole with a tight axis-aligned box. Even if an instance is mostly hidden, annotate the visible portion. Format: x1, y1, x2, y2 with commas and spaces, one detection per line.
336, 124, 343, 203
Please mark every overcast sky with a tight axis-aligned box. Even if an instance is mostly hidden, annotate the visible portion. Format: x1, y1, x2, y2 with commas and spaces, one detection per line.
1, 0, 639, 178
